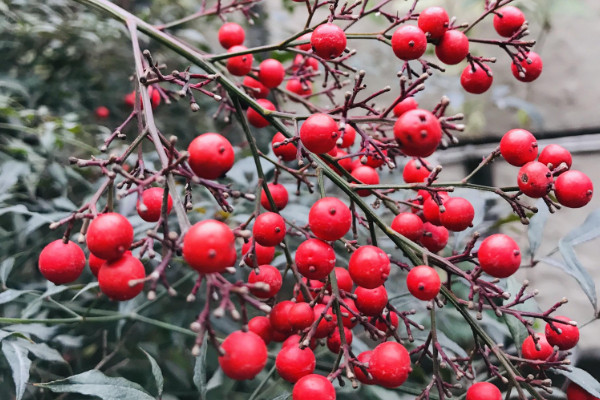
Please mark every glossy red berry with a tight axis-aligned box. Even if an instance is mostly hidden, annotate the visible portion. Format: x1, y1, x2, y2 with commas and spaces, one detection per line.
313, 303, 337, 338
391, 212, 424, 242
98, 254, 145, 301
95, 106, 109, 119
136, 187, 173, 222
247, 98, 275, 128
218, 22, 245, 49
354, 285, 388, 316
369, 341, 411, 388
308, 197, 351, 241
296, 33, 312, 51
253, 212, 286, 246
124, 87, 160, 109
554, 170, 593, 208
242, 239, 275, 267
188, 133, 235, 180
478, 234, 521, 278
403, 158, 431, 183
420, 222, 449, 253
292, 54, 319, 72
351, 165, 380, 197
261, 183, 289, 211
512, 52, 543, 82
38, 240, 85, 284
300, 113, 340, 154
327, 327, 353, 353
435, 30, 469, 65
522, 333, 553, 360
333, 267, 353, 293
183, 220, 236, 274
393, 97, 419, 118
248, 265, 283, 299
354, 351, 376, 385
461, 63, 493, 94
466, 382, 502, 400
418, 7, 449, 40
500, 128, 538, 166
243, 76, 270, 99
270, 300, 295, 334
545, 316, 579, 350
226, 45, 253, 76
289, 302, 315, 331
340, 298, 359, 328
248, 316, 272, 345
518, 161, 553, 198
440, 197, 475, 232
272, 132, 297, 161
407, 265, 441, 301
286, 79, 313, 97
88, 253, 105, 277
219, 330, 267, 380
338, 125, 356, 148
87, 213, 133, 261
348, 245, 390, 289
538, 144, 572, 170
374, 311, 399, 334
391, 25, 427, 61
493, 6, 525, 38
311, 23, 346, 60
359, 141, 387, 168
258, 58, 285, 88
276, 344, 316, 383
292, 374, 336, 400
423, 192, 449, 226
566, 383, 600, 400
295, 239, 336, 280
394, 109, 442, 157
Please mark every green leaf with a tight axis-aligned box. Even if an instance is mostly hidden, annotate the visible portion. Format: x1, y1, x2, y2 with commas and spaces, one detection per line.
193, 337, 208, 399
553, 367, 600, 398
0, 257, 15, 286
139, 347, 163, 397
2, 340, 32, 400
71, 282, 99, 301
35, 370, 155, 400
0, 289, 31, 305
527, 198, 549, 257
16, 338, 65, 363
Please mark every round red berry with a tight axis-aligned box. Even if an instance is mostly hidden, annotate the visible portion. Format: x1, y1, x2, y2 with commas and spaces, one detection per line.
333, 267, 353, 293
478, 234, 521, 278
272, 132, 297, 161
461, 63, 493, 94
253, 212, 286, 247
88, 253, 105, 278
292, 374, 336, 400
98, 254, 145, 301
124, 87, 160, 109
327, 327, 353, 353
369, 341, 411, 388
300, 113, 340, 154
339, 125, 356, 148
276, 344, 316, 383
394, 109, 442, 157
418, 7, 449, 40
511, 52, 543, 82
500, 128, 538, 166
435, 30, 469, 65
313, 303, 337, 338
39, 240, 85, 285
522, 333, 553, 361
538, 144, 572, 170
518, 161, 553, 198
219, 330, 267, 380
289, 302, 315, 331
351, 165, 380, 197
493, 6, 525, 38
423, 192, 450, 226
87, 213, 133, 261
354, 285, 388, 316
95, 106, 109, 119
308, 197, 351, 241
311, 23, 346, 60
261, 183, 289, 211
296, 33, 312, 51
136, 187, 173, 222
226, 45, 253, 76
545, 316, 579, 350
218, 22, 245, 49
258, 58, 285, 88
440, 197, 475, 232
242, 238, 275, 267
554, 170, 593, 208
340, 298, 359, 328
248, 264, 282, 299
391, 212, 424, 243
183, 220, 236, 274
407, 265, 441, 301
243, 76, 270, 99
348, 245, 390, 289
393, 97, 419, 118
391, 25, 427, 61
270, 300, 295, 334
566, 383, 600, 400
188, 133, 235, 180
293, 54, 319, 72
248, 316, 272, 345
295, 239, 336, 280
247, 98, 275, 128
286, 79, 313, 97
466, 382, 502, 400
354, 351, 376, 385
420, 222, 449, 253
403, 158, 431, 183
374, 311, 399, 334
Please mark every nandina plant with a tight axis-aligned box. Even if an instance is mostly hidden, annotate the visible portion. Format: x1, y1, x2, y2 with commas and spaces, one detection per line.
1, 1, 599, 400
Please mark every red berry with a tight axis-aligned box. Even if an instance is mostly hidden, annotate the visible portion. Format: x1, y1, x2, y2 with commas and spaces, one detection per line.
423, 192, 449, 226
418, 7, 449, 40
500, 128, 538, 166
348, 245, 390, 289
354, 351, 376, 385
242, 238, 275, 267
327, 327, 353, 353
292, 54, 319, 72
393, 97, 419, 118
339, 125, 356, 148
435, 30, 469, 65
261, 183, 289, 211
567, 383, 600, 400
95, 106, 109, 119
271, 329, 289, 342
518, 161, 553, 198
188, 133, 235, 180
295, 239, 336, 280
420, 222, 449, 253
351, 165, 380, 197
276, 344, 316, 383
243, 76, 270, 99
248, 316, 272, 345
247, 98, 275, 128
311, 23, 346, 60
538, 144, 572, 171
466, 382, 502, 400
38, 240, 85, 284
354, 285, 388, 316
270, 300, 295, 334
218, 22, 245, 49
360, 141, 388, 168
136, 187, 173, 222
391, 25, 427, 61
333, 267, 353, 293
308, 197, 351, 241
98, 254, 145, 301
248, 264, 282, 299
391, 212, 424, 242
289, 302, 315, 331
374, 311, 399, 334
403, 158, 431, 183
554, 170, 593, 208
440, 197, 475, 232
87, 213, 133, 261
313, 303, 337, 338
406, 265, 441, 301
88, 253, 105, 278
369, 341, 411, 388
183, 220, 236, 274
478, 234, 521, 278
253, 212, 286, 246
124, 87, 160, 109
272, 132, 297, 161
493, 6, 525, 38
394, 109, 442, 157
300, 113, 340, 154
511, 52, 543, 82
292, 374, 336, 400
226, 45, 253, 76
340, 298, 359, 328
297, 33, 312, 51
545, 316, 579, 350
258, 58, 285, 88
522, 333, 553, 361
461, 63, 493, 94
219, 330, 267, 380
286, 79, 313, 97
